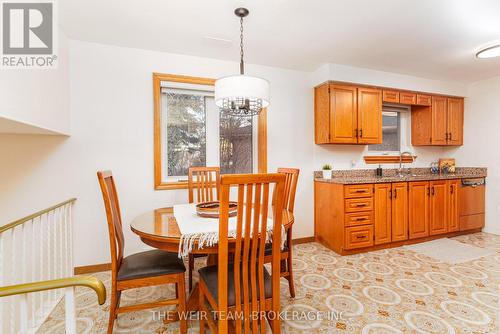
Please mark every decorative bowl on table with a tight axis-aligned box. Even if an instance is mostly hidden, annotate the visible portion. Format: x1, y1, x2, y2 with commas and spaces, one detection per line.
196, 201, 238, 218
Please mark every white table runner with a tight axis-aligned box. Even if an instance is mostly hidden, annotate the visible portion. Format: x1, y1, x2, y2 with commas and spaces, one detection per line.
173, 203, 281, 257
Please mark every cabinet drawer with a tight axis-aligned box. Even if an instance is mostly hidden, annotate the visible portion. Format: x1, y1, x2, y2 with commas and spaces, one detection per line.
345, 225, 374, 249
416, 94, 432, 106
344, 184, 374, 198
345, 211, 374, 227
400, 92, 416, 105
345, 197, 373, 212
383, 90, 400, 103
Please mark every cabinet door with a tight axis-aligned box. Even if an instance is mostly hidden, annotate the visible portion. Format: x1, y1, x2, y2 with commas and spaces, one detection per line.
357, 87, 382, 144
416, 94, 432, 106
429, 180, 448, 235
448, 180, 459, 232
431, 96, 447, 145
329, 85, 358, 144
391, 182, 408, 242
400, 92, 417, 105
408, 181, 429, 239
447, 98, 464, 146
374, 183, 392, 245
383, 90, 399, 103
411, 106, 432, 145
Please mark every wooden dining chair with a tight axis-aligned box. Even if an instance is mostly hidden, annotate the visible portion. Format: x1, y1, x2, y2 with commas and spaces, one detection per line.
198, 173, 286, 334
188, 166, 220, 203
264, 168, 300, 298
97, 171, 187, 334
187, 166, 220, 291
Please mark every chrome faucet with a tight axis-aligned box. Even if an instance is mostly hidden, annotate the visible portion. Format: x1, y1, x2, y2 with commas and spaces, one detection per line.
398, 151, 414, 177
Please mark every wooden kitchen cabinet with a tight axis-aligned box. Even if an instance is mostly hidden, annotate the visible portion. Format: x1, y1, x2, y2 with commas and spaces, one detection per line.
383, 90, 399, 103
447, 97, 464, 145
448, 179, 460, 232
411, 95, 464, 146
315, 177, 484, 255
408, 181, 430, 239
429, 180, 448, 235
314, 83, 381, 144
391, 182, 408, 242
416, 94, 432, 106
431, 96, 448, 145
374, 183, 392, 245
357, 87, 382, 144
328, 85, 358, 144
374, 182, 408, 245
400, 92, 417, 105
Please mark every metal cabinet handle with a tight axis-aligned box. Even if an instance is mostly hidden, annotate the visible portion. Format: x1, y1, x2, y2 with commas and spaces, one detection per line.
431, 187, 435, 196
356, 235, 366, 239
359, 129, 363, 137
393, 189, 397, 199
356, 204, 367, 207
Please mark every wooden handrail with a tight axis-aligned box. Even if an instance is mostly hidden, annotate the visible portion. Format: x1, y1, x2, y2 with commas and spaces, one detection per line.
0, 198, 76, 234
0, 276, 106, 305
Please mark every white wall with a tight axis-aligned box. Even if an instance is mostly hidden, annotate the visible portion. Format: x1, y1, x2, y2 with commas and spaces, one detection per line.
448, 76, 500, 234
0, 29, 70, 135
0, 40, 314, 267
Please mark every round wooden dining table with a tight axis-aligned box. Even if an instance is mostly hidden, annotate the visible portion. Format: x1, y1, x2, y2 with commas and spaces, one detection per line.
130, 206, 294, 311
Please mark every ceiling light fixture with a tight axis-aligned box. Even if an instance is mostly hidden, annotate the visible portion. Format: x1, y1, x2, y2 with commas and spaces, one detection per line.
476, 44, 500, 59
215, 8, 269, 117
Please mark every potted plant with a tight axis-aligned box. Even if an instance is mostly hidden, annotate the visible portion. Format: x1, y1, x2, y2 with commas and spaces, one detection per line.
322, 164, 333, 179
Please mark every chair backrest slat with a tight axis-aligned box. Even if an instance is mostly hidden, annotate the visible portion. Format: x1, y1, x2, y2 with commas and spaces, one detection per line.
97, 171, 125, 277
277, 168, 300, 213
188, 167, 220, 204
218, 173, 285, 334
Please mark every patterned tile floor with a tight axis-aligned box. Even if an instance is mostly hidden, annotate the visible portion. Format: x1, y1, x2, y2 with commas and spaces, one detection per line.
39, 232, 500, 333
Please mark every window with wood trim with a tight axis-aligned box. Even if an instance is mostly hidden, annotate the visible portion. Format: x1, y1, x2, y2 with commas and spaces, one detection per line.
154, 73, 267, 190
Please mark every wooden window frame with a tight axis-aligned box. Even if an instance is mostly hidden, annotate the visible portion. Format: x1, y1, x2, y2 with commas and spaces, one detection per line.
153, 73, 267, 190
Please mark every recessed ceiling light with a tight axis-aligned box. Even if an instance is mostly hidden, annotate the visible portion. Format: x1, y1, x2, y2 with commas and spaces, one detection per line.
476, 45, 500, 59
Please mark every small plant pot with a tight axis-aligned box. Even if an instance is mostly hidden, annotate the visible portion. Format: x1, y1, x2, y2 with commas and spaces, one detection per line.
322, 170, 332, 179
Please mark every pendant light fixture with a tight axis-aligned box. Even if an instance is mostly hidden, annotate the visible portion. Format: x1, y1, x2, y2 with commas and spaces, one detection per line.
476, 44, 500, 59
215, 8, 270, 116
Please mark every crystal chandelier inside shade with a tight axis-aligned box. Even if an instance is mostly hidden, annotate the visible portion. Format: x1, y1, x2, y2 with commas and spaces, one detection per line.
215, 75, 270, 116
214, 7, 270, 116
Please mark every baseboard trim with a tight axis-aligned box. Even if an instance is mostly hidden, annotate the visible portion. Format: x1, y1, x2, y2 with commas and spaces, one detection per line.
74, 263, 111, 275
292, 236, 316, 245
74, 236, 316, 274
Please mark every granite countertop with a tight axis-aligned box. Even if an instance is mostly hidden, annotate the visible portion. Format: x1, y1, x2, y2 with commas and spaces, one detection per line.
314, 167, 487, 185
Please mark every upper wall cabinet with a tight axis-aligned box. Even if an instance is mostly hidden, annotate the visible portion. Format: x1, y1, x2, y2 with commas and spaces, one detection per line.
411, 96, 464, 146
315, 81, 464, 146
314, 83, 382, 144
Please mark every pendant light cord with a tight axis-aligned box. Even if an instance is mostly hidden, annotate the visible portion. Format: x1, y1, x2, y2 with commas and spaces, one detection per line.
239, 16, 244, 75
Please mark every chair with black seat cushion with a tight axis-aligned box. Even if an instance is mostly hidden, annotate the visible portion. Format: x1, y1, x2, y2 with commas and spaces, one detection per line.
187, 166, 220, 292
264, 168, 299, 298
198, 173, 286, 334
97, 171, 187, 334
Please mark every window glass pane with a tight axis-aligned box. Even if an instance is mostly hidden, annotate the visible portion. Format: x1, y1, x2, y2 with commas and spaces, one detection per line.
368, 112, 400, 152
164, 90, 207, 176
220, 114, 253, 174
